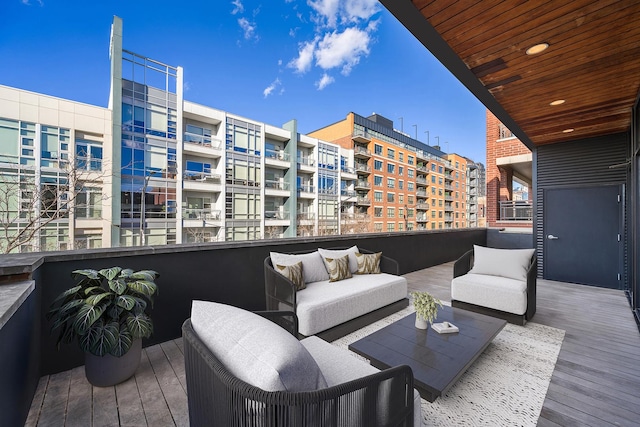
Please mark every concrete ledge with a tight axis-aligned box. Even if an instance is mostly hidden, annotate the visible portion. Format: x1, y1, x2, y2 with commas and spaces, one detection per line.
0, 280, 35, 330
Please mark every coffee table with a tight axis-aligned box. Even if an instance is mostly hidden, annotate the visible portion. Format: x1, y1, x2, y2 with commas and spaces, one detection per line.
348, 306, 506, 402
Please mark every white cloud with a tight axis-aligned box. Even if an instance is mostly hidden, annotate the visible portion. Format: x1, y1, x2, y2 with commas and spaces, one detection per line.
263, 78, 283, 98
22, 0, 44, 5
315, 73, 335, 90
288, 39, 317, 74
238, 17, 257, 40
315, 27, 370, 75
344, 0, 379, 22
183, 81, 191, 92
231, 0, 244, 15
308, 0, 340, 27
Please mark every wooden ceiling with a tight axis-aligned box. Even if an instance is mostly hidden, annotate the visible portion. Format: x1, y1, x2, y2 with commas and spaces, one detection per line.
381, 0, 640, 147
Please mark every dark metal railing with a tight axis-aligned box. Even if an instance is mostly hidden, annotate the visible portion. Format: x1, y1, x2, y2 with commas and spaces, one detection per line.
500, 200, 533, 221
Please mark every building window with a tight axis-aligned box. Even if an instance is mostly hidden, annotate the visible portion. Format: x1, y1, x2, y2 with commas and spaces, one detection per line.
398, 180, 404, 190
75, 187, 102, 218
374, 144, 382, 155
374, 160, 383, 171
76, 140, 103, 171
387, 207, 395, 217
399, 194, 404, 203
374, 175, 383, 186
431, 211, 436, 218
387, 163, 395, 174
374, 222, 383, 232
185, 124, 213, 146
407, 208, 414, 218
374, 191, 383, 202
399, 152, 404, 162
398, 222, 404, 231
387, 193, 395, 203
408, 169, 414, 178
374, 207, 383, 217
408, 182, 414, 191
408, 156, 414, 165
431, 176, 436, 183
438, 166, 443, 173
432, 187, 436, 195
439, 177, 443, 185
226, 118, 261, 155
387, 148, 395, 159
398, 166, 404, 176
431, 163, 436, 171
387, 222, 394, 231
387, 178, 395, 188
408, 195, 414, 205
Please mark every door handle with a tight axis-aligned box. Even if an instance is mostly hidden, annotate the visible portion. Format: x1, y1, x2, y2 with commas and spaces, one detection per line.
547, 234, 559, 240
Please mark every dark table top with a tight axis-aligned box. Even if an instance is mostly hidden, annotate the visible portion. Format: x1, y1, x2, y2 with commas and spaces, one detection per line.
348, 306, 507, 401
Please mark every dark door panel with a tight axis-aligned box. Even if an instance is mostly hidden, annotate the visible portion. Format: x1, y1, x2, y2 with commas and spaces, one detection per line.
544, 185, 622, 288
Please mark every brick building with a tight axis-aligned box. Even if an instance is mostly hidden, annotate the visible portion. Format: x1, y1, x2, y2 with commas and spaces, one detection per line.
486, 110, 532, 228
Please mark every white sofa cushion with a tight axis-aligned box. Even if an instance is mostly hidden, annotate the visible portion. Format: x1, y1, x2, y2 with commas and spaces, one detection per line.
190, 301, 327, 392
318, 245, 359, 274
270, 250, 329, 283
469, 245, 534, 281
451, 273, 527, 315
302, 336, 423, 427
296, 273, 408, 336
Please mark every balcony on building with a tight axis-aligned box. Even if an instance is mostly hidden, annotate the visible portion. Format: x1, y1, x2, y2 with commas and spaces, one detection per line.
341, 165, 357, 180
416, 176, 427, 185
264, 148, 291, 168
297, 183, 315, 199
356, 196, 371, 206
416, 189, 427, 197
264, 209, 291, 225
415, 202, 429, 210
416, 165, 428, 175
183, 171, 223, 193
264, 179, 291, 197
355, 162, 371, 175
444, 202, 454, 212
354, 179, 371, 191
183, 134, 223, 158
416, 214, 428, 222
354, 145, 372, 159
499, 200, 533, 222
182, 207, 222, 228
352, 130, 371, 145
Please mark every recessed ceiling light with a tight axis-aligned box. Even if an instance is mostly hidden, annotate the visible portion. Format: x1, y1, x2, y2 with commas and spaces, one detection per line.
550, 99, 565, 106
562, 128, 574, 133
526, 43, 549, 55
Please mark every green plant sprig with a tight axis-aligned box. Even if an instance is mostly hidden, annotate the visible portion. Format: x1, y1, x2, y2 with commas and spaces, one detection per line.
410, 291, 443, 324
47, 267, 159, 357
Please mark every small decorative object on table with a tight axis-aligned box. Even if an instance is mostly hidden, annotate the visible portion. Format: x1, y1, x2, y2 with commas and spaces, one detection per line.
432, 321, 459, 334
410, 291, 442, 329
47, 267, 159, 387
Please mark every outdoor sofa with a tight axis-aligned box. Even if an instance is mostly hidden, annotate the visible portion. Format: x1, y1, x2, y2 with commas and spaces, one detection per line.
264, 246, 409, 340
451, 245, 537, 325
183, 301, 421, 426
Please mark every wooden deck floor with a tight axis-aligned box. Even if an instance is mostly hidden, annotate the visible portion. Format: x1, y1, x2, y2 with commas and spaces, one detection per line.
27, 263, 640, 426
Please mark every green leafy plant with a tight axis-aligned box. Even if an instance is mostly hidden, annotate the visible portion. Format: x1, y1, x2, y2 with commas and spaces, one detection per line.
410, 291, 442, 324
47, 267, 159, 357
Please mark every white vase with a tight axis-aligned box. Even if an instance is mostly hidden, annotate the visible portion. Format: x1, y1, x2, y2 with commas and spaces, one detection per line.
415, 316, 428, 329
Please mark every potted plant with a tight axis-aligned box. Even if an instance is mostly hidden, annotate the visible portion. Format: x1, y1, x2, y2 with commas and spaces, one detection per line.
47, 267, 159, 387
410, 291, 442, 329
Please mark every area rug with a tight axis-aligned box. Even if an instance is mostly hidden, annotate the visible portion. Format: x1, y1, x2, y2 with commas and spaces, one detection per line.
331, 305, 565, 427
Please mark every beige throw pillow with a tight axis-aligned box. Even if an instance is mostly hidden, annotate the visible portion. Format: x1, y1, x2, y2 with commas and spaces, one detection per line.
355, 252, 382, 274
274, 261, 305, 291
323, 254, 352, 282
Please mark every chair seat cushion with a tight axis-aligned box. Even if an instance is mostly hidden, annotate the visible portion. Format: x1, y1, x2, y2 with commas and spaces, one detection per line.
190, 301, 327, 392
296, 273, 408, 336
301, 336, 422, 427
451, 273, 527, 315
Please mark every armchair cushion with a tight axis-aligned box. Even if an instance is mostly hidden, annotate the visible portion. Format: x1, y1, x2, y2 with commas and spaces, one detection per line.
270, 250, 329, 283
469, 245, 535, 281
323, 254, 353, 282
451, 273, 528, 315
190, 300, 327, 392
355, 251, 382, 274
274, 261, 305, 290
318, 245, 359, 273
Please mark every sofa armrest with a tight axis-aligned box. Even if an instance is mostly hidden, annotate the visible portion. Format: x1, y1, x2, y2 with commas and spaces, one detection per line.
254, 310, 298, 337
182, 319, 415, 427
525, 255, 537, 320
264, 256, 297, 313
453, 249, 474, 278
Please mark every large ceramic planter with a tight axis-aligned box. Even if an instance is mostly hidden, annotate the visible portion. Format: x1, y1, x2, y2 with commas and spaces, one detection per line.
84, 339, 142, 387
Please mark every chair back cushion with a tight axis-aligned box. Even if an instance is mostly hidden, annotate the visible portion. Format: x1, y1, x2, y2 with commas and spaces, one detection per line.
190, 300, 328, 391
318, 245, 359, 274
469, 245, 535, 281
270, 251, 329, 283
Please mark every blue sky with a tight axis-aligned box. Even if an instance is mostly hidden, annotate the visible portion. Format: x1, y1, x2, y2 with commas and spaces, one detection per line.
0, 0, 487, 163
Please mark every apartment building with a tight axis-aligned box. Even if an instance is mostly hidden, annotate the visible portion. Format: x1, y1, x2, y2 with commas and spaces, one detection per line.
309, 112, 476, 231
486, 110, 532, 229
0, 17, 360, 252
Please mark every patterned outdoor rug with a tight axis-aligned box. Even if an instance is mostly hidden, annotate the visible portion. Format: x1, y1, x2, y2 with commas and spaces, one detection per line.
331, 305, 565, 427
